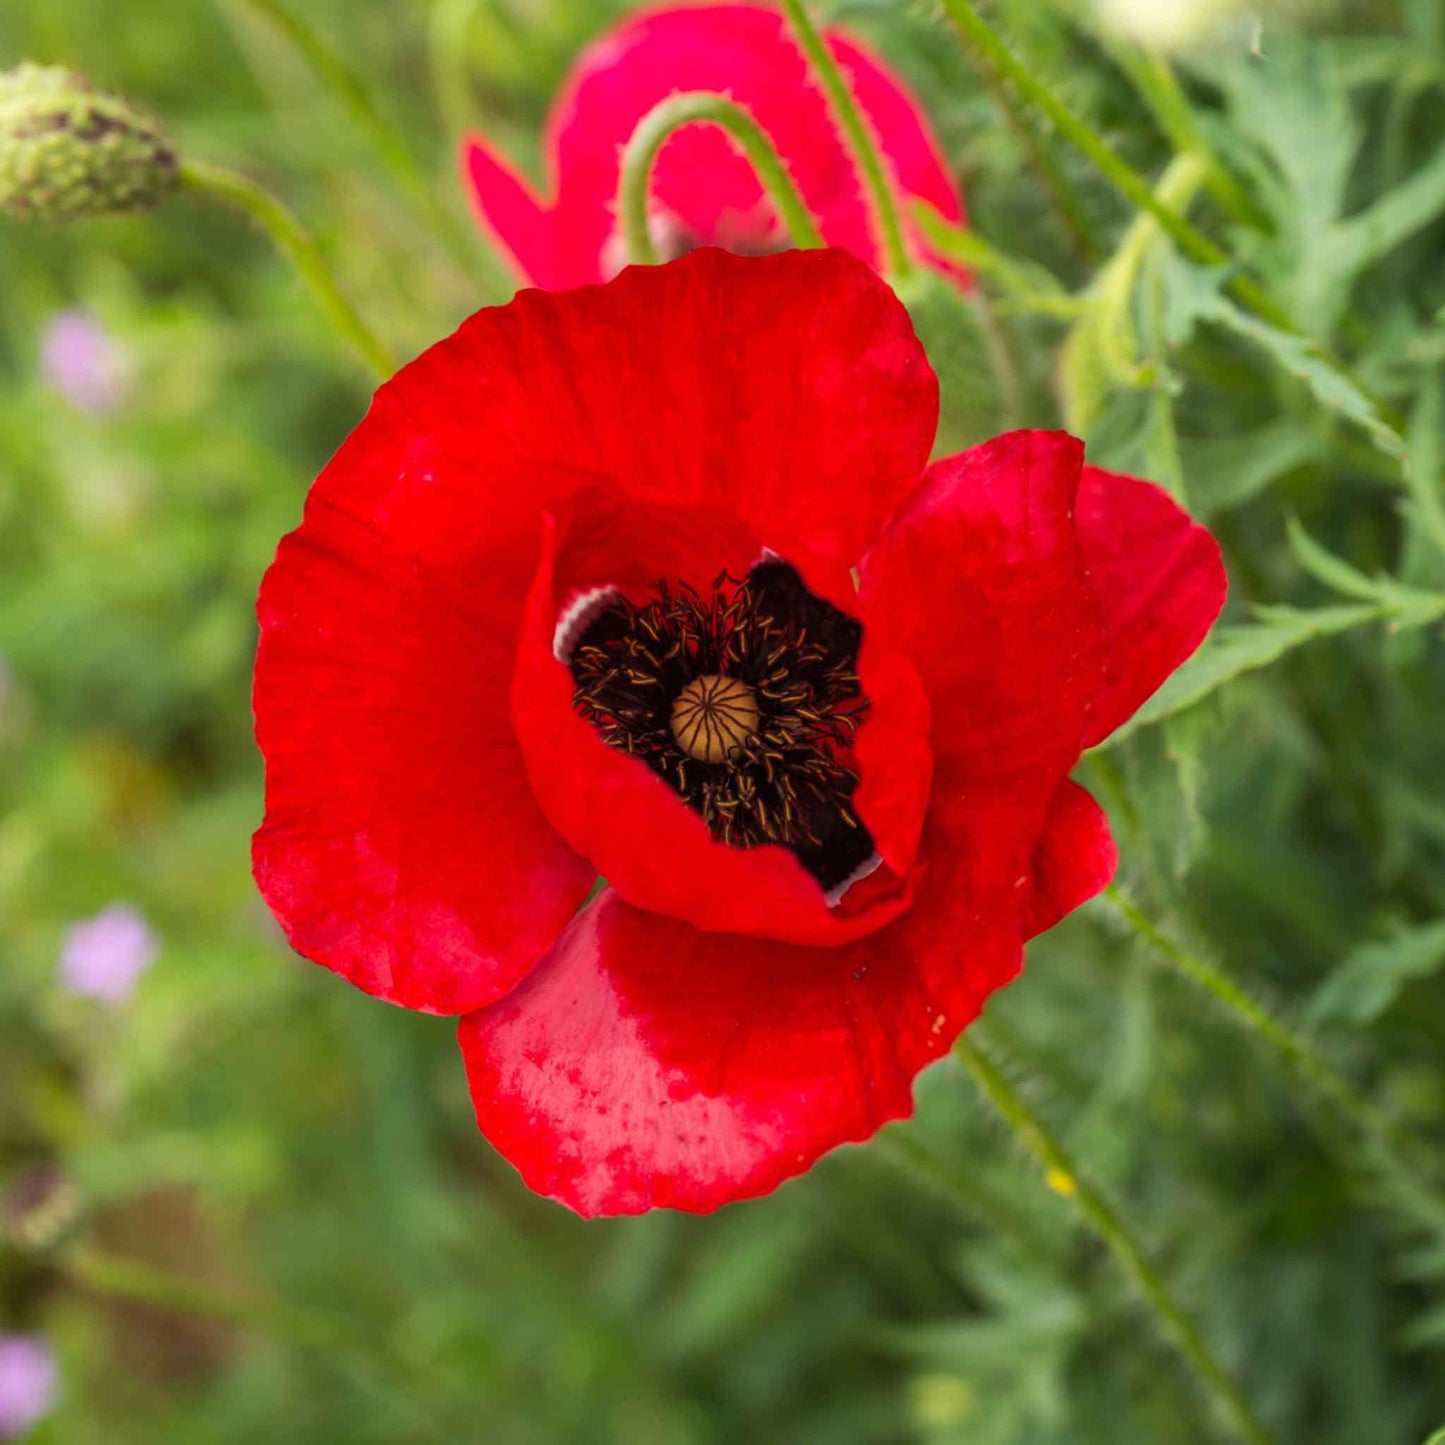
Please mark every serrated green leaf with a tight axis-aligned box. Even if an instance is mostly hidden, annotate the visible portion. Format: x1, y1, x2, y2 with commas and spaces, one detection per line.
1162, 258, 1407, 459
1405, 374, 1445, 563
1285, 517, 1383, 602
1095, 603, 1381, 748
1180, 422, 1322, 515
1308, 919, 1445, 1026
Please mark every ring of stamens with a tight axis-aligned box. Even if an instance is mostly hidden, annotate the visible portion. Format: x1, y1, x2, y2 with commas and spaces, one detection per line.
565, 560, 877, 892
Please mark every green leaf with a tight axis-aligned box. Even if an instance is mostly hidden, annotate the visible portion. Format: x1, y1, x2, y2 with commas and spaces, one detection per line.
1405, 373, 1445, 563
1096, 603, 1381, 748
1180, 422, 1322, 515
1308, 920, 1445, 1026
1162, 258, 1406, 460
1285, 517, 1383, 602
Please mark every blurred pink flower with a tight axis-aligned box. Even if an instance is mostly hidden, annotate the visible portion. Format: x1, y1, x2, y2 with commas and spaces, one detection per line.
462, 2, 968, 289
39, 310, 129, 414
58, 903, 157, 1004
0, 1336, 56, 1440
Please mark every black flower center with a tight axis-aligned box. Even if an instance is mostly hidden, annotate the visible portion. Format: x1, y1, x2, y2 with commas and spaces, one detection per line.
567, 560, 877, 893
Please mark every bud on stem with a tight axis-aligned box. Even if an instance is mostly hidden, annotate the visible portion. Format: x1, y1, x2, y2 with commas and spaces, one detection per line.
0, 63, 178, 222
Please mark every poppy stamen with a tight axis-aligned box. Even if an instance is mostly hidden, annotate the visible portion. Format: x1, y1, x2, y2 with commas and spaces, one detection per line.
566, 559, 877, 892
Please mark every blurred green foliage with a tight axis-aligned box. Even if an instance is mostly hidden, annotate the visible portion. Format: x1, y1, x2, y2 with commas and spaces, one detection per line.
2, 0, 1444, 1441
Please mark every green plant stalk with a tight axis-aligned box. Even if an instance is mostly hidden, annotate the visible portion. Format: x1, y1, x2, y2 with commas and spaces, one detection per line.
777, 0, 911, 276
1095, 151, 1208, 387
618, 92, 824, 265
953, 1034, 1278, 1445
935, 0, 1284, 323
237, 0, 484, 282
1102, 888, 1425, 1170
944, 7, 1101, 263
66, 1246, 475, 1430
178, 157, 395, 380
1101, 42, 1267, 232
934, 0, 1405, 433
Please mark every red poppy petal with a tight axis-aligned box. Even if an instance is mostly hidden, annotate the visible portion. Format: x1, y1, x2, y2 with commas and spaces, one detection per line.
390, 247, 931, 569
253, 408, 596, 1014
1076, 467, 1228, 747
461, 139, 563, 290
459, 815, 1022, 1216
511, 487, 931, 945
1024, 779, 1118, 938
859, 431, 1108, 787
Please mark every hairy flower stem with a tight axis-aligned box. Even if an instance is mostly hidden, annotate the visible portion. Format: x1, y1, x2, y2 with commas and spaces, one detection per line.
933, 0, 1404, 434
1101, 43, 1268, 233
777, 0, 912, 277
942, 11, 1100, 264
953, 1034, 1279, 1445
1102, 887, 1432, 1181
935, 0, 1264, 299
618, 93, 824, 266
177, 157, 395, 380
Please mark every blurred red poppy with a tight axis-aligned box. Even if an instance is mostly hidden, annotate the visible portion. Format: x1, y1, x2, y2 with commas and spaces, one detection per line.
462, 2, 968, 287
252, 248, 1224, 1216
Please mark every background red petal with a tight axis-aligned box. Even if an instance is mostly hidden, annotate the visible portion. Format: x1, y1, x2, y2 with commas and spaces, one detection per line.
463, 2, 967, 287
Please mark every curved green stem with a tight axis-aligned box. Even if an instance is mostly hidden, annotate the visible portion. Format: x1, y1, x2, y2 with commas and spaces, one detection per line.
618, 92, 824, 266
1102, 887, 1429, 1176
177, 157, 395, 380
914, 204, 1082, 319
953, 1035, 1278, 1445
778, 0, 911, 277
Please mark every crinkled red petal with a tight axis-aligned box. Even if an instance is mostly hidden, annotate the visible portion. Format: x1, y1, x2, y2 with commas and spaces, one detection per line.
1076, 466, 1228, 747
253, 396, 596, 1015
459, 782, 1025, 1216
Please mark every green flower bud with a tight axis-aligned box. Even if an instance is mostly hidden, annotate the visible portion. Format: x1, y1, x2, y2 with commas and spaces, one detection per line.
0, 62, 178, 223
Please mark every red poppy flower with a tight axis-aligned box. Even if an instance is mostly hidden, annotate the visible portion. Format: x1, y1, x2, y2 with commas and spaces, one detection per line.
253, 247, 1225, 1216
462, 2, 967, 289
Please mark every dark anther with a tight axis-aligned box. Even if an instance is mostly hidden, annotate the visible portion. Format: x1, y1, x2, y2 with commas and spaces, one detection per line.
567, 559, 876, 892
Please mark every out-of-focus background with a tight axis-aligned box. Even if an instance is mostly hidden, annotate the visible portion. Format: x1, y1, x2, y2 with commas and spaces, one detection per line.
2, 1, 1444, 1441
